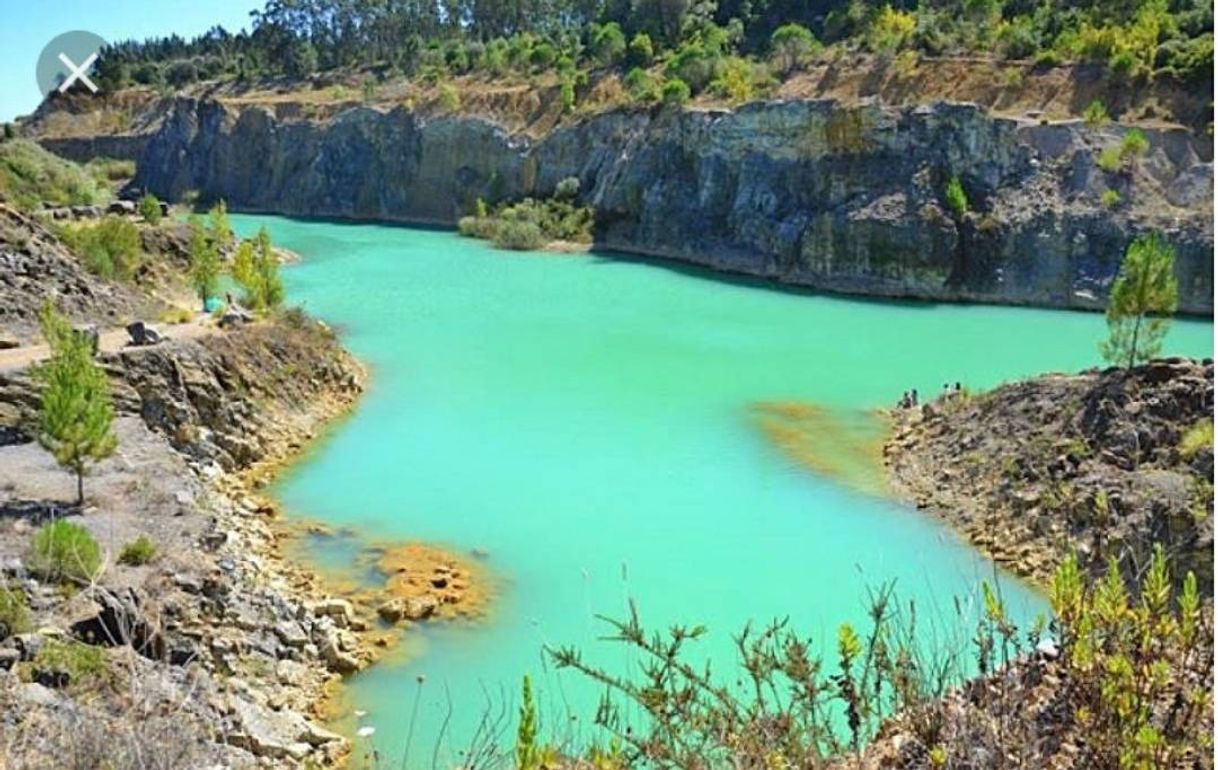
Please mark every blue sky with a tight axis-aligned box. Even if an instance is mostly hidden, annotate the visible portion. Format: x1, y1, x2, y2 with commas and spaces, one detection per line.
0, 0, 260, 122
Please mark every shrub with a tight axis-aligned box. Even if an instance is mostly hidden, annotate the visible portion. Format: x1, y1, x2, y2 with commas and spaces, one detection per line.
1120, 129, 1150, 158
58, 216, 142, 281
627, 32, 654, 67
554, 176, 580, 200
0, 587, 30, 639
770, 23, 819, 75
560, 78, 576, 113
944, 176, 968, 217
23, 639, 106, 689
624, 67, 659, 103
1097, 146, 1123, 173
0, 139, 109, 210
117, 535, 157, 566
868, 6, 917, 53
1100, 188, 1122, 208
590, 22, 626, 66
137, 193, 162, 224
1083, 100, 1109, 127
438, 83, 460, 112
1180, 418, 1213, 459
30, 520, 101, 584
661, 78, 691, 106
493, 219, 546, 250
85, 157, 136, 182
231, 227, 284, 312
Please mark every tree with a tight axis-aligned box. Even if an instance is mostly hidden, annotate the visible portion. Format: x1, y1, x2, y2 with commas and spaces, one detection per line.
1100, 232, 1178, 369
770, 23, 818, 75
232, 227, 284, 311
207, 199, 233, 250
35, 303, 117, 506
187, 215, 221, 308
590, 22, 627, 65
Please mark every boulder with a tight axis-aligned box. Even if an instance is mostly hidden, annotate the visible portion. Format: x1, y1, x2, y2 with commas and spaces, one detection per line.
107, 200, 137, 215
69, 587, 164, 659
227, 698, 312, 761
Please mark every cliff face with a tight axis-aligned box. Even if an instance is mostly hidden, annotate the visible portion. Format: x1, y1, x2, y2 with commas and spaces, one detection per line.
130, 97, 1212, 313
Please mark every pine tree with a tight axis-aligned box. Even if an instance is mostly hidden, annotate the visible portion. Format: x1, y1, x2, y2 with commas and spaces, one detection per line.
1100, 232, 1178, 369
36, 303, 117, 505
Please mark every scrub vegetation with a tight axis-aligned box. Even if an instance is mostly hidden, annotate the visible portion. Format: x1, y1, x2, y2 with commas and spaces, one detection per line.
459, 178, 594, 251
85, 1, 1212, 118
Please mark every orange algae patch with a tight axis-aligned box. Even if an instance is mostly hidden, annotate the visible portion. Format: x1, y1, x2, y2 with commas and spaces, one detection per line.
375, 542, 491, 619
751, 401, 891, 497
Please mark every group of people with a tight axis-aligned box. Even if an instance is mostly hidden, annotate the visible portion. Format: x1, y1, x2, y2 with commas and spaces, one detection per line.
897, 382, 964, 409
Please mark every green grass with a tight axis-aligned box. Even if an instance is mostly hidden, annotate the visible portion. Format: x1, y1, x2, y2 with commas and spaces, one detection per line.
117, 535, 157, 566
0, 587, 31, 639
29, 520, 101, 584
0, 139, 111, 210
19, 639, 107, 690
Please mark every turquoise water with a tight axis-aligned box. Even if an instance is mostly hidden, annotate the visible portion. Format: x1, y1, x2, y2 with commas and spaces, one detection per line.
231, 215, 1212, 765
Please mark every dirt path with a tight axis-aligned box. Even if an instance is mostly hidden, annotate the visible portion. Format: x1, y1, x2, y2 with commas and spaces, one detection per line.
0, 318, 220, 373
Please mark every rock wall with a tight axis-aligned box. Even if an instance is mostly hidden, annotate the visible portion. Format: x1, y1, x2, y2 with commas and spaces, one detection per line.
131, 97, 1213, 313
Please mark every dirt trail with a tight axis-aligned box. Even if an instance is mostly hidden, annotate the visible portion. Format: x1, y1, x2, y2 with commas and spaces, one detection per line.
0, 318, 219, 373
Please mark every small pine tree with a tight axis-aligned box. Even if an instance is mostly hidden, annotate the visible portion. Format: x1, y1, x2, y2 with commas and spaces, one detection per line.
1100, 232, 1178, 369
36, 303, 117, 505
137, 193, 162, 224
188, 215, 221, 309
944, 176, 968, 217
232, 228, 284, 311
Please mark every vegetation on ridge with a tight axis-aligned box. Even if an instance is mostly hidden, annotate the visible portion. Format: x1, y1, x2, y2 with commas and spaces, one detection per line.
459, 178, 594, 251
81, 1, 1212, 117
1101, 231, 1178, 369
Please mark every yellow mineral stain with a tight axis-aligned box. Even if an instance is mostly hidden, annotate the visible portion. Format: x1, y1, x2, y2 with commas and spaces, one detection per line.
750, 401, 891, 497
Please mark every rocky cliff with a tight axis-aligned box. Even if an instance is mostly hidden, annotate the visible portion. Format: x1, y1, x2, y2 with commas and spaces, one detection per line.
121, 95, 1213, 313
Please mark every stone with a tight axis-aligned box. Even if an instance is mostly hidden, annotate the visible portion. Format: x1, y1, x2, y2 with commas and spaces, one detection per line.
173, 573, 203, 594
273, 620, 309, 649
107, 200, 137, 215
376, 599, 405, 623
227, 698, 312, 761
0, 337, 18, 350
310, 598, 355, 628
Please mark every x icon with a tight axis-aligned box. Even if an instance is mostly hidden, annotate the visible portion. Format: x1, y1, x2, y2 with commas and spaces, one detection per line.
57, 51, 99, 93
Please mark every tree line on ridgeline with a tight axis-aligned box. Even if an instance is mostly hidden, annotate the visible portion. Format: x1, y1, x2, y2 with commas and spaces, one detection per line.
84, 0, 1211, 107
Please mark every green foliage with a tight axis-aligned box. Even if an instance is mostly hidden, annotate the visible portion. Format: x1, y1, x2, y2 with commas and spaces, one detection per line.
0, 139, 110, 210
84, 157, 136, 183
24, 638, 107, 690
770, 23, 819, 74
231, 227, 285, 312
187, 215, 221, 307
438, 83, 460, 112
30, 520, 102, 584
590, 22, 626, 66
117, 534, 157, 566
1048, 548, 1209, 768
1100, 232, 1178, 369
207, 199, 233, 249
1097, 146, 1123, 173
1100, 188, 1122, 209
58, 216, 143, 281
868, 6, 917, 53
626, 32, 654, 68
944, 176, 968, 217
137, 193, 162, 224
459, 195, 593, 251
624, 67, 660, 103
1083, 99, 1109, 127
0, 586, 30, 639
35, 303, 117, 506
661, 77, 691, 106
1120, 129, 1150, 159
1179, 418, 1213, 459
516, 674, 540, 770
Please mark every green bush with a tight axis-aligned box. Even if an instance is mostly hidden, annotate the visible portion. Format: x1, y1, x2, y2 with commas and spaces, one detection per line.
1097, 146, 1123, 173
438, 83, 460, 112
493, 219, 546, 250
117, 535, 157, 566
944, 176, 968, 217
624, 67, 659, 103
22, 639, 106, 690
627, 32, 654, 67
30, 520, 101, 584
1083, 100, 1109, 127
0, 587, 30, 639
85, 157, 136, 183
661, 78, 691, 106
137, 193, 162, 224
589, 22, 626, 66
1100, 188, 1122, 208
58, 216, 143, 281
1120, 129, 1150, 159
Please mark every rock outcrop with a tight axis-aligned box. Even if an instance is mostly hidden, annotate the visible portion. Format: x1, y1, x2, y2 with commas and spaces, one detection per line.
885, 357, 1214, 586
120, 96, 1214, 313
